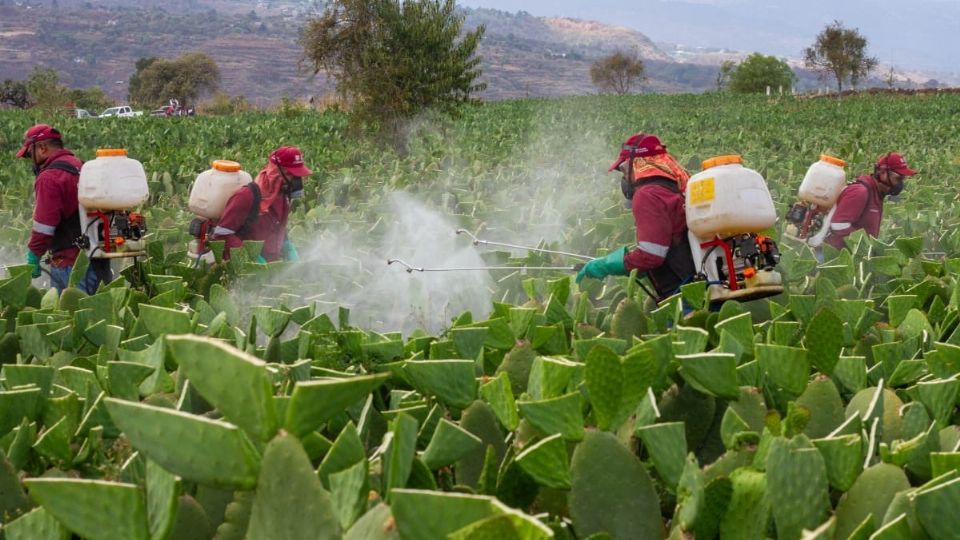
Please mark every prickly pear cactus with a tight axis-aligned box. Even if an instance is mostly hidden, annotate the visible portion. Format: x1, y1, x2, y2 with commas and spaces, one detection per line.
833, 463, 911, 540
495, 340, 536, 396
610, 296, 647, 341
569, 432, 662, 540
795, 375, 845, 439
213, 491, 254, 540
765, 435, 831, 540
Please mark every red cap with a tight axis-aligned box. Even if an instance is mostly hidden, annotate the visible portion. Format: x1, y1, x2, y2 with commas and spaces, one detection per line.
269, 146, 312, 176
876, 152, 916, 176
15, 124, 62, 158
608, 133, 667, 172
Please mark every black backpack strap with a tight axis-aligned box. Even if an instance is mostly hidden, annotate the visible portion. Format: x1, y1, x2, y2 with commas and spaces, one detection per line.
42, 159, 84, 253
42, 161, 81, 176
636, 177, 682, 194
236, 182, 262, 236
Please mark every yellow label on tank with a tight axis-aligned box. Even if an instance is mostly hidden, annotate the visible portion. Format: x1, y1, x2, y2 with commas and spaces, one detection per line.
690, 177, 715, 205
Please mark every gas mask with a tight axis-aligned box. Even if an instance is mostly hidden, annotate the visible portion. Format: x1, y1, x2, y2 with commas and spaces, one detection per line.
286, 176, 304, 199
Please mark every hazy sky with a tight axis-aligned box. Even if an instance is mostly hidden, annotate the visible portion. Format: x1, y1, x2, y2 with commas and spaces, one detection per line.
458, 0, 959, 74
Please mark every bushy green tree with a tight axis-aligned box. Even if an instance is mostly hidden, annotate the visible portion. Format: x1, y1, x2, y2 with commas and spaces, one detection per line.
299, 0, 485, 137
66, 87, 112, 112
128, 52, 221, 107
26, 67, 67, 109
729, 54, 796, 94
804, 21, 877, 93
0, 79, 31, 108
590, 51, 646, 95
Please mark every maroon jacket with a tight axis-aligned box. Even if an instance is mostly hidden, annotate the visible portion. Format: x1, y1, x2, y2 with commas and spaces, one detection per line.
624, 181, 687, 273
212, 185, 289, 262
825, 175, 883, 249
29, 149, 83, 268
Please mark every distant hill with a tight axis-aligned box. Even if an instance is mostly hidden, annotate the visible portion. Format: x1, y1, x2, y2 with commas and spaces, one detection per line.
0, 1, 764, 105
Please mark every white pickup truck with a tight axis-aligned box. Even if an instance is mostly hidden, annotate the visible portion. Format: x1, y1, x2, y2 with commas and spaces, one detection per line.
99, 105, 143, 118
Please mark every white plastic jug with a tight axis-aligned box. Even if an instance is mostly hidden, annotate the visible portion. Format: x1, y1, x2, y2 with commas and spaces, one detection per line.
188, 160, 252, 219
686, 155, 777, 239
78, 149, 149, 210
798, 154, 846, 207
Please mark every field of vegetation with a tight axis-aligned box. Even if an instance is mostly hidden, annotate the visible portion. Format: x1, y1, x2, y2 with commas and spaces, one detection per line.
0, 92, 959, 539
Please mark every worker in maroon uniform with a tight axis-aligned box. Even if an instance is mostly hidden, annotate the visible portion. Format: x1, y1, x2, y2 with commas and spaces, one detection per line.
824, 152, 916, 250
576, 133, 696, 301
212, 146, 311, 262
17, 124, 111, 293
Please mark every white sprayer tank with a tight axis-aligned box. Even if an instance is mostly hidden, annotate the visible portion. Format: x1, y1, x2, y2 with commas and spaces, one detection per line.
798, 154, 846, 207
189, 160, 252, 219
78, 149, 149, 210
686, 155, 777, 239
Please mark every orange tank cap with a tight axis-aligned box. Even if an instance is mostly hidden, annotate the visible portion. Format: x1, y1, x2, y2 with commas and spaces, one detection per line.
702, 154, 743, 170
96, 148, 128, 157
212, 160, 242, 172
743, 267, 757, 278
820, 154, 846, 167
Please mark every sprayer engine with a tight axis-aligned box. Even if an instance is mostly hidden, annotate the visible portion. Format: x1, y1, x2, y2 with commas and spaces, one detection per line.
783, 201, 834, 247
76, 210, 147, 258
186, 217, 217, 264
692, 232, 784, 303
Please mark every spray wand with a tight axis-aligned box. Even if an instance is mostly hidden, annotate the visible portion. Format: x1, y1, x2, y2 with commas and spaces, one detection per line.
387, 259, 584, 273
454, 229, 594, 261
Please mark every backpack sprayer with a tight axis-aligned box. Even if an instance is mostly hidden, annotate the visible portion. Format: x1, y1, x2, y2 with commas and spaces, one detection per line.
685, 155, 783, 303
783, 155, 848, 247
186, 160, 253, 265
76, 149, 149, 259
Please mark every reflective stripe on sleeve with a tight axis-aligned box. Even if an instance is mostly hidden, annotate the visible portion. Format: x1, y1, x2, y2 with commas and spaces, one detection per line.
213, 226, 236, 236
830, 222, 851, 231
32, 220, 56, 236
636, 241, 670, 257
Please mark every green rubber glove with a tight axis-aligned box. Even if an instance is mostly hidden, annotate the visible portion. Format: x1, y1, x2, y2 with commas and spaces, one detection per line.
26, 251, 41, 279
576, 247, 628, 284
256, 255, 267, 264
282, 239, 300, 262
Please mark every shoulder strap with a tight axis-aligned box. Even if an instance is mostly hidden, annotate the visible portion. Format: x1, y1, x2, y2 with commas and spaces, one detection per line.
636, 177, 681, 194
851, 178, 878, 224
43, 160, 81, 176
237, 182, 262, 236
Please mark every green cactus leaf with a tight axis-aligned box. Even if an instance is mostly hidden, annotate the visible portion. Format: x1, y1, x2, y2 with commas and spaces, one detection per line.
494, 341, 535, 395
403, 359, 477, 410
107, 361, 155, 401
569, 431, 661, 540
930, 452, 960, 478
795, 376, 845, 439
757, 344, 810, 396
673, 453, 704, 532
478, 372, 519, 430
812, 434, 863, 492
0, 387, 42, 438
421, 418, 482, 470
166, 335, 278, 443
846, 386, 903, 445
167, 495, 214, 540
676, 352, 739, 400
915, 474, 960, 538
2, 506, 69, 540
517, 392, 584, 441
247, 432, 340, 540
871, 513, 913, 540
24, 478, 149, 540
833, 463, 910, 540
515, 433, 571, 489
284, 373, 390, 438
720, 407, 752, 449
33, 416, 73, 464
526, 356, 579, 401
0, 448, 31, 523
456, 402, 507, 489
636, 422, 687, 491
329, 459, 369, 531
804, 308, 843, 374
105, 398, 260, 489
765, 436, 831, 540
585, 345, 624, 431
317, 421, 365, 488
384, 413, 419, 500
719, 469, 770, 540
2, 364, 55, 396
390, 489, 498, 540
833, 356, 868, 393
912, 378, 960, 428
447, 505, 554, 540
145, 459, 180, 540
714, 312, 754, 355
138, 304, 192, 337
343, 503, 399, 540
